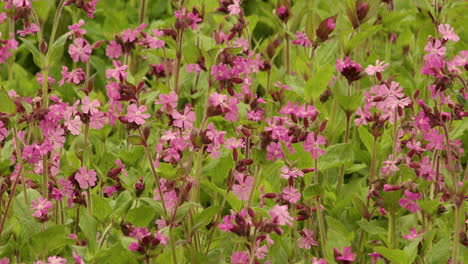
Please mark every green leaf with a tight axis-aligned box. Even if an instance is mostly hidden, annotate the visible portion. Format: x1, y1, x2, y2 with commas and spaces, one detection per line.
193, 205, 219, 230
305, 64, 334, 100
403, 236, 422, 264
112, 191, 133, 217
0, 89, 16, 114
92, 194, 112, 221
79, 213, 98, 252
425, 237, 451, 264
127, 206, 156, 227
347, 25, 382, 51
356, 219, 387, 235
375, 247, 409, 264
20, 38, 45, 68
318, 143, 354, 170
30, 225, 73, 256
303, 184, 324, 199
46, 32, 72, 66
352, 195, 370, 219
127, 135, 144, 146
336, 94, 362, 113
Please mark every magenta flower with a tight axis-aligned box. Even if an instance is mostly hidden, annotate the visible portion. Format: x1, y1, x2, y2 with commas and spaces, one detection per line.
368, 252, 382, 264
68, 19, 86, 37
17, 23, 39, 37
75, 166, 97, 189
68, 38, 92, 62
186, 63, 202, 74
231, 251, 249, 264
280, 166, 304, 180
225, 137, 245, 149
106, 40, 122, 59
365, 60, 389, 76
211, 63, 232, 81
172, 105, 196, 129
126, 104, 150, 125
399, 190, 421, 213
269, 205, 293, 226
65, 116, 83, 135
155, 91, 178, 112
0, 121, 8, 143
311, 258, 327, 264
335, 56, 363, 83
298, 228, 318, 249
228, 0, 241, 15
438, 24, 459, 42
106, 60, 128, 81
46, 256, 67, 264
334, 246, 356, 263
81, 96, 100, 115
232, 171, 254, 201
282, 186, 301, 203
424, 39, 446, 58
423, 129, 444, 151
403, 227, 423, 240
303, 132, 326, 159
31, 197, 53, 218
59, 66, 85, 86
266, 142, 285, 161
292, 31, 312, 47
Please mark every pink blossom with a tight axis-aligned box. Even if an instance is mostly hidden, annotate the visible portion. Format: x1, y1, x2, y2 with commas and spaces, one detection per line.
81, 96, 100, 115
280, 166, 304, 180
186, 63, 202, 74
438, 24, 459, 42
155, 91, 178, 112
274, 81, 292, 91
90, 111, 106, 129
106, 40, 122, 59
47, 256, 67, 264
106, 60, 128, 81
298, 228, 318, 249
59, 66, 85, 86
232, 171, 254, 201
269, 205, 293, 226
72, 252, 85, 264
68, 19, 86, 37
303, 132, 326, 159
365, 60, 389, 76
228, 0, 241, 15
334, 247, 356, 262
225, 137, 245, 149
403, 227, 423, 240
0, 121, 8, 143
424, 39, 446, 58
75, 166, 97, 189
231, 251, 249, 264
266, 142, 284, 161
399, 190, 421, 213
126, 104, 150, 125
232, 37, 249, 52
423, 128, 444, 150
311, 258, 327, 264
282, 186, 301, 203
31, 197, 53, 218
65, 116, 83, 135
368, 252, 382, 264
211, 63, 232, 81
172, 105, 196, 129
116, 159, 128, 177
292, 31, 312, 47
68, 38, 92, 62
17, 23, 39, 37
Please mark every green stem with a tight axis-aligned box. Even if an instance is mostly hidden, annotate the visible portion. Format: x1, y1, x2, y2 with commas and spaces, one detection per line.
205, 188, 230, 255
314, 159, 326, 258
388, 192, 396, 248
48, 0, 66, 48
139, 0, 147, 24
168, 228, 178, 264
284, 23, 290, 74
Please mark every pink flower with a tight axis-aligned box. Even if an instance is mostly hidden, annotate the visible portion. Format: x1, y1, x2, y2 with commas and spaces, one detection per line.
303, 132, 326, 159
311, 258, 327, 264
0, 257, 9, 264
65, 116, 83, 135
232, 171, 254, 201
90, 111, 106, 129
59, 66, 85, 86
47, 256, 67, 264
31, 197, 53, 218
75, 166, 97, 189
126, 104, 150, 125
81, 96, 100, 115
266, 142, 284, 161
399, 190, 421, 213
438, 24, 459, 42
72, 252, 85, 264
155, 91, 178, 112
116, 159, 128, 177
298, 228, 318, 249
334, 247, 356, 262
423, 129, 444, 150
106, 40, 122, 59
424, 39, 446, 58
403, 227, 423, 240
282, 186, 301, 203
219, 215, 235, 232
106, 60, 128, 81
68, 19, 86, 37
0, 121, 8, 143
17, 23, 39, 37
211, 63, 232, 80
228, 0, 241, 15
280, 166, 304, 180
186, 63, 202, 74
368, 252, 382, 264
292, 31, 312, 47
365, 60, 389, 76
231, 251, 249, 264
172, 105, 196, 129
269, 205, 293, 226
225, 137, 245, 149
274, 81, 292, 91
68, 38, 92, 62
